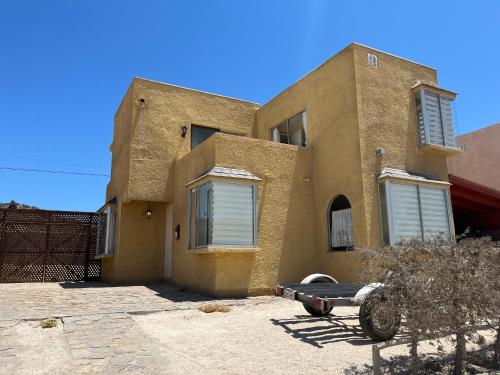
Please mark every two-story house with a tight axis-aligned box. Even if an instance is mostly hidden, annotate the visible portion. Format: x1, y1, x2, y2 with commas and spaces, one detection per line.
97, 43, 462, 296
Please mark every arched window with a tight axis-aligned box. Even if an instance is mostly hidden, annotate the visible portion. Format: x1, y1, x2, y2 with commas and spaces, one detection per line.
328, 195, 353, 251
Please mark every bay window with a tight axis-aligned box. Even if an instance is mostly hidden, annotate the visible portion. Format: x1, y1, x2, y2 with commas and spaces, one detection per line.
413, 84, 462, 155
378, 171, 452, 245
190, 181, 257, 248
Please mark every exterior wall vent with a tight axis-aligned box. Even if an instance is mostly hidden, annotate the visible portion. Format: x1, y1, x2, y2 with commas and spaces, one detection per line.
368, 53, 378, 68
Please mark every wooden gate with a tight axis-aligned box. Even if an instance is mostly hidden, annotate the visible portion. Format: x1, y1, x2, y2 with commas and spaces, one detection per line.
0, 208, 101, 282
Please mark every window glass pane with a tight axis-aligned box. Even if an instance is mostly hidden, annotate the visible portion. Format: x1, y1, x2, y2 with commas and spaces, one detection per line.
194, 183, 212, 247
423, 91, 445, 146
390, 183, 422, 243
97, 211, 108, 255
288, 112, 307, 146
439, 96, 456, 147
97, 205, 116, 255
276, 121, 288, 144
420, 187, 450, 240
191, 125, 219, 149
211, 182, 255, 247
271, 127, 280, 142
378, 183, 391, 245
331, 208, 353, 248
415, 92, 426, 145
106, 206, 116, 255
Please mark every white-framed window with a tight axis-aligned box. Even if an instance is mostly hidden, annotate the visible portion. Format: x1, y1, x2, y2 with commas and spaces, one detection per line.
96, 204, 116, 255
271, 111, 307, 147
379, 181, 452, 245
415, 89, 457, 148
190, 181, 257, 248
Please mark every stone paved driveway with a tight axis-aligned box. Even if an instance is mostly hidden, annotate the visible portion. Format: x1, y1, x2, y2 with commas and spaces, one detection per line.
0, 282, 277, 374
1, 283, 496, 374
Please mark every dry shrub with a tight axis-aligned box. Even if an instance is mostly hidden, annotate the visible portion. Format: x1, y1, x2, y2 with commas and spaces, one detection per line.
360, 236, 500, 374
198, 303, 231, 313
40, 318, 58, 328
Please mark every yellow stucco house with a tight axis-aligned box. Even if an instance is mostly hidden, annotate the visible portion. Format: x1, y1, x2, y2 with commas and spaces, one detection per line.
97, 43, 462, 296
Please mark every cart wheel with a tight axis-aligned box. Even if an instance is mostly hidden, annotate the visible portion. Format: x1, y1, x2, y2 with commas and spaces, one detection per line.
300, 274, 336, 317
359, 295, 400, 341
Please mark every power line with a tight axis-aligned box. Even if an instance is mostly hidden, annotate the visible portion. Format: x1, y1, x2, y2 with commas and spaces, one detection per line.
0, 166, 109, 177
0, 154, 109, 168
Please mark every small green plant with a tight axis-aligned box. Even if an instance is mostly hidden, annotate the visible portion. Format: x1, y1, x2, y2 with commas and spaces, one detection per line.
40, 318, 58, 329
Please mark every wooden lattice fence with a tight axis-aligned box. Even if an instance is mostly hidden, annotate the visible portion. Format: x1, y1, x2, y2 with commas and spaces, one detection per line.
0, 208, 101, 282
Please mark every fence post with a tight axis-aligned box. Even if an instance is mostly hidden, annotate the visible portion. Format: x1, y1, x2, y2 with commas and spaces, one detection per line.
42, 212, 52, 283
83, 214, 94, 281
372, 344, 381, 375
0, 210, 6, 281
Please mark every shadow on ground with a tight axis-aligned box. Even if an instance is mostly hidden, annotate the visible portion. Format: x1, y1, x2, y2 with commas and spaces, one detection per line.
57, 281, 236, 303
271, 314, 373, 348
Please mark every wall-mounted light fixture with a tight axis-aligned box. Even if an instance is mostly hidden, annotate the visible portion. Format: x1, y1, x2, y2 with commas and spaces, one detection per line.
375, 147, 386, 156
175, 224, 180, 240
144, 202, 153, 219
181, 126, 188, 137
139, 98, 145, 104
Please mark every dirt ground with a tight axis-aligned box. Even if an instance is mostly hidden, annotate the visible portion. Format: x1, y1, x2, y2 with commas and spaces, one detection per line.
0, 283, 495, 374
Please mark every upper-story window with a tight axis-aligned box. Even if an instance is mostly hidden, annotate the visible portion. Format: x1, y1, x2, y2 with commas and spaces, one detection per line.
191, 124, 220, 149
414, 85, 458, 150
271, 112, 307, 147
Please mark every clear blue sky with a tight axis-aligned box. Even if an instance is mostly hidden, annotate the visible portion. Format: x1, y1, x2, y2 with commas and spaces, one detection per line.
1, 1, 499, 211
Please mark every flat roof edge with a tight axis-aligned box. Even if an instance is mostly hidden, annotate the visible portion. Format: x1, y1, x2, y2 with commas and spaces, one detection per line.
133, 77, 261, 106
351, 42, 437, 71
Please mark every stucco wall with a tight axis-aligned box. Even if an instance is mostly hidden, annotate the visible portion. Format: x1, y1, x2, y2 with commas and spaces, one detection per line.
102, 43, 457, 294
101, 200, 166, 283
255, 45, 366, 281
352, 44, 451, 250
171, 133, 318, 296
107, 78, 259, 204
447, 123, 500, 190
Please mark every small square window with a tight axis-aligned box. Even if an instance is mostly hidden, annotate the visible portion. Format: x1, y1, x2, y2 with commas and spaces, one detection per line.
368, 53, 378, 68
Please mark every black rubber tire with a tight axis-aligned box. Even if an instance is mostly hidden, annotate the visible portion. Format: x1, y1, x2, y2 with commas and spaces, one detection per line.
302, 279, 334, 317
303, 303, 332, 317
359, 295, 400, 342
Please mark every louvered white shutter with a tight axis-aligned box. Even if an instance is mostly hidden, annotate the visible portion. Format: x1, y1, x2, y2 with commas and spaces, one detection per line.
389, 183, 422, 243
423, 91, 445, 146
419, 187, 450, 240
439, 96, 456, 147
211, 182, 255, 246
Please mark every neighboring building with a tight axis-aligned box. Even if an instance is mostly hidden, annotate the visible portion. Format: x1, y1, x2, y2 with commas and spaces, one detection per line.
447, 123, 500, 240
99, 43, 463, 296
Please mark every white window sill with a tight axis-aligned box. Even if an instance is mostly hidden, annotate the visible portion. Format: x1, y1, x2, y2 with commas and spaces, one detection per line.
95, 254, 114, 259
187, 247, 259, 255
418, 143, 463, 156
